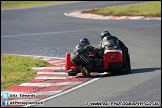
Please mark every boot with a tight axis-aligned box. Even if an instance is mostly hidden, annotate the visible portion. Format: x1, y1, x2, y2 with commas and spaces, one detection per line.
83, 66, 91, 77
79, 65, 86, 76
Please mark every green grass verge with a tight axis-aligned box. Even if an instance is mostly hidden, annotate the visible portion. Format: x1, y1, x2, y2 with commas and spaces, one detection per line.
1, 54, 54, 91
82, 1, 161, 17
1, 1, 68, 9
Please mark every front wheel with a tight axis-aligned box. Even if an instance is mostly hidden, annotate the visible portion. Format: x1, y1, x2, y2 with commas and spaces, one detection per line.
67, 70, 78, 76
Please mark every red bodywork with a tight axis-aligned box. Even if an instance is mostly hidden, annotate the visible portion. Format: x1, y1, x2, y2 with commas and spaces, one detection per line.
65, 49, 122, 72
65, 53, 79, 71
103, 50, 122, 69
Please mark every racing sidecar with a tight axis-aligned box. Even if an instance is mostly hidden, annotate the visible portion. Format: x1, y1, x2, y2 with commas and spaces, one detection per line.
65, 48, 131, 76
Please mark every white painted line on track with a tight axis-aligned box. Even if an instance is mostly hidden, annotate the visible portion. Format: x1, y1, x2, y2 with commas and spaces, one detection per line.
47, 61, 65, 63
132, 24, 161, 27
39, 56, 65, 60
1, 29, 103, 38
37, 72, 67, 74
35, 76, 67, 80
19, 83, 54, 87
39, 58, 65, 62
3, 54, 66, 60
32, 67, 65, 70
128, 16, 144, 19
32, 56, 65, 60
115, 16, 127, 19
19, 82, 83, 87
53, 81, 83, 85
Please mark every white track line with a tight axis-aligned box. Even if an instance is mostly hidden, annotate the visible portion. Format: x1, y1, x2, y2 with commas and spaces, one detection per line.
19, 83, 53, 87
40, 58, 65, 62
3, 54, 65, 60
19, 82, 83, 87
128, 16, 144, 19
1, 29, 102, 38
115, 16, 127, 19
32, 67, 65, 70
35, 76, 67, 80
47, 61, 65, 63
37, 72, 67, 74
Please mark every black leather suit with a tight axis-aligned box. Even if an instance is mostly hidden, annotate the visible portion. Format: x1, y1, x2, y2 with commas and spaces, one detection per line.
99, 36, 128, 60
70, 43, 97, 70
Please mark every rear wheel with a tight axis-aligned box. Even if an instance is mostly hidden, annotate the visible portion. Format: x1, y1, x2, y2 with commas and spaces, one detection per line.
109, 63, 122, 75
122, 55, 131, 74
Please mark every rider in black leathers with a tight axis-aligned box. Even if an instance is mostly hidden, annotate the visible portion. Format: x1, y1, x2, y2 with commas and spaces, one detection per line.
99, 30, 129, 70
70, 38, 97, 76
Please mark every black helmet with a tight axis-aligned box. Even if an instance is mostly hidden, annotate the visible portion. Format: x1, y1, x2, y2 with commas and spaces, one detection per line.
101, 31, 112, 39
79, 38, 90, 45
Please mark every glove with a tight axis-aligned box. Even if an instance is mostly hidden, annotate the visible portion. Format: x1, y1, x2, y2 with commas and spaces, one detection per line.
88, 45, 95, 51
95, 48, 104, 59
114, 46, 119, 49
94, 48, 100, 52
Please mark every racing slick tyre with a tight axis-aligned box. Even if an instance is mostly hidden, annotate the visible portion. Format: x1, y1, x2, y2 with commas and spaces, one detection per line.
67, 70, 77, 76
109, 63, 122, 75
127, 56, 131, 73
122, 55, 131, 74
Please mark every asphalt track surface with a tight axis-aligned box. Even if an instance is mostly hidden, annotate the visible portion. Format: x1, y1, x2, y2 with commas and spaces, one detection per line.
1, 1, 161, 107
